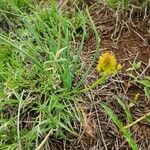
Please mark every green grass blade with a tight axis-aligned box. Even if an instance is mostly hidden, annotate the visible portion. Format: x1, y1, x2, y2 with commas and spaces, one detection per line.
114, 96, 133, 123
75, 7, 100, 89
0, 34, 43, 69
101, 103, 138, 150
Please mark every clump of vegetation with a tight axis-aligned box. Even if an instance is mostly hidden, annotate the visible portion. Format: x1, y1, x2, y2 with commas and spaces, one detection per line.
0, 1, 88, 149
0, 0, 149, 150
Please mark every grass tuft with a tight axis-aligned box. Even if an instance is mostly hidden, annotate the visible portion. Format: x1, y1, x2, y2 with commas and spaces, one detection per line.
0, 2, 88, 149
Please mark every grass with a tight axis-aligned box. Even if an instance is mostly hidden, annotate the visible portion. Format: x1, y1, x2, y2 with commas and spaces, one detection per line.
0, 1, 91, 149
0, 0, 103, 149
0, 0, 150, 150
101, 102, 138, 150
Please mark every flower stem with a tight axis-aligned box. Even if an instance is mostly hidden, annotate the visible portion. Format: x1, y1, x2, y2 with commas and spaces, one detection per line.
77, 73, 108, 93
59, 74, 108, 98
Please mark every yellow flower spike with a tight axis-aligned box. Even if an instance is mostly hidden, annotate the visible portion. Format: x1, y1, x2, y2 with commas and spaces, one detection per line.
77, 52, 122, 94
96, 51, 121, 75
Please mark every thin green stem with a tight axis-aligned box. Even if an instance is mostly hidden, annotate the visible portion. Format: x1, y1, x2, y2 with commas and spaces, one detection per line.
59, 73, 108, 98
77, 73, 108, 93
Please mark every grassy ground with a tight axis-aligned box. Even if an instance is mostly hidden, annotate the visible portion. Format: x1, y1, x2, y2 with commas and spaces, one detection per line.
0, 1, 88, 149
0, 0, 150, 150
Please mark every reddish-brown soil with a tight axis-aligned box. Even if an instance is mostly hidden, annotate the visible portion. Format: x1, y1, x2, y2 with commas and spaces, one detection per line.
83, 3, 150, 66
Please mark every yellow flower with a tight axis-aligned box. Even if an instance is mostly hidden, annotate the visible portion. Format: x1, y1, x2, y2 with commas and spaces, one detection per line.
96, 52, 121, 75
